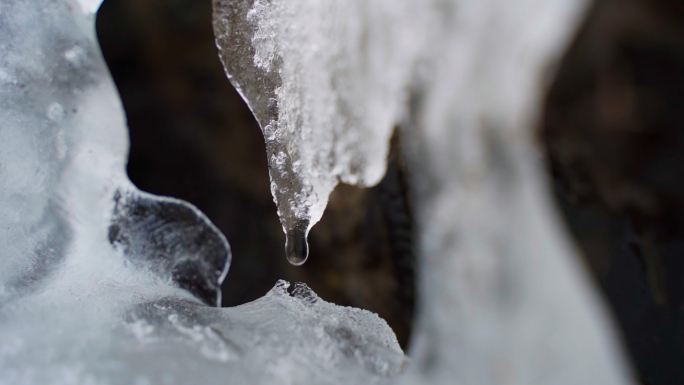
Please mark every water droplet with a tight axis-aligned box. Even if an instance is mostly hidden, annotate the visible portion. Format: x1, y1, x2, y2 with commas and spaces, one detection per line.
47, 102, 65, 122
285, 220, 309, 266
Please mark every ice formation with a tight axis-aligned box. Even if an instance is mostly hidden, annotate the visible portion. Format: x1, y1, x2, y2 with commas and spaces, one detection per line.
0, 1, 404, 384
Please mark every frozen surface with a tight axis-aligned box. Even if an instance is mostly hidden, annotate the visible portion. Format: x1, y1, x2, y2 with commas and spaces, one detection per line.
214, 0, 635, 384
0, 1, 403, 384
213, 0, 431, 264
401, 1, 635, 384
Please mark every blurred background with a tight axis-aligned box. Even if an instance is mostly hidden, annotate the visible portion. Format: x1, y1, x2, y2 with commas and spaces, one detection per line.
96, 0, 684, 383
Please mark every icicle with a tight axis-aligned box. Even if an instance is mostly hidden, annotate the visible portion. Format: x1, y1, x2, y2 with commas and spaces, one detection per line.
213, 0, 429, 265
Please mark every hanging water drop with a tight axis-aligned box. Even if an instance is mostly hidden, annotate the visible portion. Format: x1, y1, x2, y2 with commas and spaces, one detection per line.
285, 220, 309, 266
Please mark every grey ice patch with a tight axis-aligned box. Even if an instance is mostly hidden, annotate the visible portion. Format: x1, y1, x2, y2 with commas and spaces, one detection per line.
108, 190, 231, 307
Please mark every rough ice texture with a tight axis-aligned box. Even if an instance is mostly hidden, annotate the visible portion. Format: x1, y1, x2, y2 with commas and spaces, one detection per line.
213, 0, 431, 254
0, 1, 403, 384
1, 280, 403, 384
213, 0, 635, 384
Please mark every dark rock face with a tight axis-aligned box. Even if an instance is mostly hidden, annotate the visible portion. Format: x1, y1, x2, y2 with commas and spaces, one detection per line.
542, 0, 684, 383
